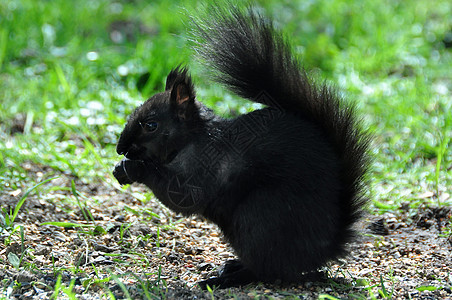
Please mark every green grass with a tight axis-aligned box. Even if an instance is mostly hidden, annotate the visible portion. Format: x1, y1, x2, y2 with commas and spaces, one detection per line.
1, 0, 451, 201
1, 0, 451, 298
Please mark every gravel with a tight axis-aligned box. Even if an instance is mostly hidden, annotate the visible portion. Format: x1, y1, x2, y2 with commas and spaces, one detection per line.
1, 170, 451, 299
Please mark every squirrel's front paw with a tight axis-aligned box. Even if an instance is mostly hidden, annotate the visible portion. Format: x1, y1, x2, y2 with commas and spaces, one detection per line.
113, 160, 134, 185
113, 158, 149, 185
113, 158, 147, 185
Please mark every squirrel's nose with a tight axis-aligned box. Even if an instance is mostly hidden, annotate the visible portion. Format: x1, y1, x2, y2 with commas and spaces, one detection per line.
123, 144, 145, 160
116, 144, 128, 156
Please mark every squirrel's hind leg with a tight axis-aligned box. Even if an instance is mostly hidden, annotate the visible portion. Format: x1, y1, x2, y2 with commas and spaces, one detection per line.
198, 260, 257, 290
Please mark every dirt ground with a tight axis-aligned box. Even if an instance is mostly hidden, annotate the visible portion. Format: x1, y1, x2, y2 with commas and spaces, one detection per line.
1, 167, 451, 299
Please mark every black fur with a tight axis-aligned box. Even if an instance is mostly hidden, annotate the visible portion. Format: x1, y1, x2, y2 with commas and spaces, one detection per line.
113, 6, 371, 289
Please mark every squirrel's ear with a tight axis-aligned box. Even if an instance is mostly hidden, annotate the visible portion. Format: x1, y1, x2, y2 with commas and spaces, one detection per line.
165, 68, 179, 91
167, 67, 196, 120
165, 66, 194, 93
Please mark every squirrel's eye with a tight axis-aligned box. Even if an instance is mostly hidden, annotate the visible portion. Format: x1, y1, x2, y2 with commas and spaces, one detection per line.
145, 122, 158, 132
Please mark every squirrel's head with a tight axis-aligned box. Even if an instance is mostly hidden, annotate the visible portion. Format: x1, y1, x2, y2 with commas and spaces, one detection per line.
116, 67, 200, 163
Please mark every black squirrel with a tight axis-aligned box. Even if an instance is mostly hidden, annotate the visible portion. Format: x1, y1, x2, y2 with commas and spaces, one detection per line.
113, 6, 371, 289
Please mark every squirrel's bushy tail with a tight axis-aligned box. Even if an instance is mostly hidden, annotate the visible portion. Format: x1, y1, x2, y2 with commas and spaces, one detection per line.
194, 6, 371, 244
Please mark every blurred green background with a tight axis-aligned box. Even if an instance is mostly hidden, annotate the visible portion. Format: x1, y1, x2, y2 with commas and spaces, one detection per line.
0, 0, 451, 210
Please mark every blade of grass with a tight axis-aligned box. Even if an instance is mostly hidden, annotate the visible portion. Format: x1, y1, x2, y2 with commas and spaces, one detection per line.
40, 222, 93, 228
319, 295, 340, 300
0, 28, 7, 71
51, 274, 62, 300
7, 252, 20, 269
18, 225, 26, 267
71, 179, 95, 223
435, 121, 450, 206
62, 278, 78, 300
129, 273, 154, 300
53, 61, 72, 99
108, 272, 132, 300
82, 137, 109, 170
11, 176, 59, 224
